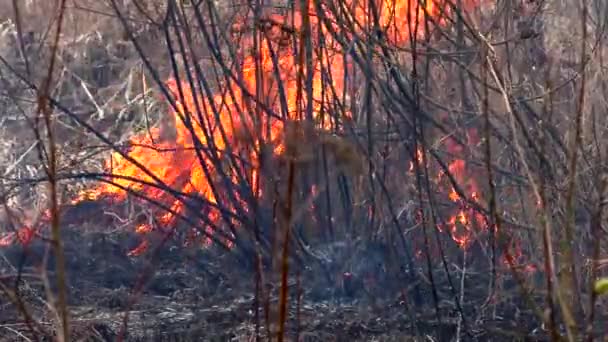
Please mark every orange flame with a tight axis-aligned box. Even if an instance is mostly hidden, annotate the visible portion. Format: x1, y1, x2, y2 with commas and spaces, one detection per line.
2, 0, 478, 256
408, 147, 424, 172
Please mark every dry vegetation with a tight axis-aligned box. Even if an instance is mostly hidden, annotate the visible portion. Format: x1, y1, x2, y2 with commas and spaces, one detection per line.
0, 0, 607, 341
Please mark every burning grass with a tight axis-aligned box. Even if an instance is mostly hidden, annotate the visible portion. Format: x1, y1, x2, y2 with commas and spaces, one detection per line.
1, 0, 608, 340
3, 0, 494, 257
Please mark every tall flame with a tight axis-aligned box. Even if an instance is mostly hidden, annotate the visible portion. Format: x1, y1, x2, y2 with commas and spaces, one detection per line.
1, 0, 482, 255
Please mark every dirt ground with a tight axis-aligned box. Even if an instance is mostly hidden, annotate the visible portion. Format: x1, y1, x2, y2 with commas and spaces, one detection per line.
0, 203, 572, 341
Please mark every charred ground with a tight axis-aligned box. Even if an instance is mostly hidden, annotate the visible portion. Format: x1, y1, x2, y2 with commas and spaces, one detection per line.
0, 205, 545, 341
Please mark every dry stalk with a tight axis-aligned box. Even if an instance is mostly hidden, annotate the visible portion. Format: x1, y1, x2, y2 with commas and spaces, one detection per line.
477, 31, 568, 339
32, 0, 70, 340
455, 247, 467, 342
0, 278, 45, 339
276, 148, 295, 342
0, 325, 33, 341
585, 171, 608, 341
559, 1, 589, 335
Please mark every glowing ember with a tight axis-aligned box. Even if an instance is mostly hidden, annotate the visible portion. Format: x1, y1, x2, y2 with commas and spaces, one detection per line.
0, 227, 35, 246
408, 148, 424, 172
407, 128, 487, 252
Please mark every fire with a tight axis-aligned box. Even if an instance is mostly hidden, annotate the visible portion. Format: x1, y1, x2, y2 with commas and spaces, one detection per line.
407, 125, 534, 272
1, 0, 479, 255
354, 0, 454, 43
408, 148, 424, 172
0, 226, 35, 246
407, 129, 486, 250
424, 128, 485, 250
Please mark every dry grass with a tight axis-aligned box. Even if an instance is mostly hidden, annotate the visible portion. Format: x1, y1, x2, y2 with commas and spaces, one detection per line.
0, 0, 607, 340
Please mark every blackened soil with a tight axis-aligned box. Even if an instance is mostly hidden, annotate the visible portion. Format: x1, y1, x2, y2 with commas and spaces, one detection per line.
0, 222, 569, 341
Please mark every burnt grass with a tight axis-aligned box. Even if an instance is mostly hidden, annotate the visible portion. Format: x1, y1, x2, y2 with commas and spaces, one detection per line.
1, 202, 553, 341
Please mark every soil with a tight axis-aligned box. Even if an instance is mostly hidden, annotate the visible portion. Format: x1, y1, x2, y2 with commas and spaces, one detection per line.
0, 204, 583, 341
